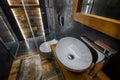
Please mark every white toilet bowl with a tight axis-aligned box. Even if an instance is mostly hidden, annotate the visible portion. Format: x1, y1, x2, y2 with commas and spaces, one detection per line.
39, 39, 58, 54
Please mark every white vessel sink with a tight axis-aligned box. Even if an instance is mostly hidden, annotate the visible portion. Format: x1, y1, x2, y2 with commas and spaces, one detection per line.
55, 37, 92, 72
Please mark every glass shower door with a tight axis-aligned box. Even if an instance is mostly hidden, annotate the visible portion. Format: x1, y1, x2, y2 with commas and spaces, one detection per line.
0, 8, 19, 58
21, 0, 46, 49
8, 0, 46, 53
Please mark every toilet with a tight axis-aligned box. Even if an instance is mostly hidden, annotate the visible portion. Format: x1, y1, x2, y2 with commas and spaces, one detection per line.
39, 39, 58, 57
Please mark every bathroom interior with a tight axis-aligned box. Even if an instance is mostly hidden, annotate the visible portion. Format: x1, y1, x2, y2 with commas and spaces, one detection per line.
0, 0, 120, 80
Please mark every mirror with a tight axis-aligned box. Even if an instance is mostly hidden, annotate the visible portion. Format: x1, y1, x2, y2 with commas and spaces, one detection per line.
81, 0, 120, 20
72, 0, 120, 40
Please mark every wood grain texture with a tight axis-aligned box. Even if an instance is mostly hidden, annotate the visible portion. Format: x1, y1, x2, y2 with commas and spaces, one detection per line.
89, 60, 105, 78
72, 0, 82, 16
95, 40, 118, 55
72, 0, 120, 40
16, 54, 42, 80
8, 53, 39, 80
51, 44, 110, 80
8, 52, 64, 80
8, 0, 39, 6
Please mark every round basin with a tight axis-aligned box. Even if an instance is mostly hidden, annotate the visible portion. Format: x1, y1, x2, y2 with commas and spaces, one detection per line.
55, 37, 92, 72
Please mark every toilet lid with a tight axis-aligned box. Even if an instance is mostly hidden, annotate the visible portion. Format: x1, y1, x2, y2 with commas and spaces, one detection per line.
40, 39, 58, 53
40, 42, 51, 53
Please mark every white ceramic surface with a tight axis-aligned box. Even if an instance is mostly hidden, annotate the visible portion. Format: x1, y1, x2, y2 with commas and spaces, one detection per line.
55, 37, 92, 72
40, 39, 58, 53
96, 50, 105, 63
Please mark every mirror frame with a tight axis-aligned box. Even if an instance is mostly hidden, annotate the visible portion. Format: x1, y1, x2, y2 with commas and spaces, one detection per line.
72, 0, 120, 40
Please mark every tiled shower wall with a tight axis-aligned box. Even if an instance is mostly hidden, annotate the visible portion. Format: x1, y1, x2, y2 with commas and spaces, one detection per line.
49, 0, 120, 79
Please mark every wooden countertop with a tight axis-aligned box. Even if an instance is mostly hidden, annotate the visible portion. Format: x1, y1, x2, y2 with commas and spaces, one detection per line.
51, 44, 110, 80
8, 44, 110, 80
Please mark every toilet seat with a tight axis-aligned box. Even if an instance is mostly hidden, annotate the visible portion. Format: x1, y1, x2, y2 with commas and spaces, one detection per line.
39, 39, 58, 53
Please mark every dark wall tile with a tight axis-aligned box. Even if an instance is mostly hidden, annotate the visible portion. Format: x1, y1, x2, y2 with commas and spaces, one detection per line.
52, 0, 120, 79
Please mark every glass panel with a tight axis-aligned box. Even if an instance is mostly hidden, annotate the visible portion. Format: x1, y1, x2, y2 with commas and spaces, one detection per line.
0, 17, 15, 42
0, 8, 19, 57
24, 7, 44, 37
7, 0, 46, 51
81, 5, 93, 14
11, 8, 32, 39
81, 0, 120, 20
21, 0, 46, 49
91, 0, 120, 20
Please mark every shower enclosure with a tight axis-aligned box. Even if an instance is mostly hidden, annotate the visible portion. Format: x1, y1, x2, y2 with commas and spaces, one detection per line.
7, 0, 47, 54
0, 7, 19, 58
0, 7, 19, 80
21, 0, 46, 49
